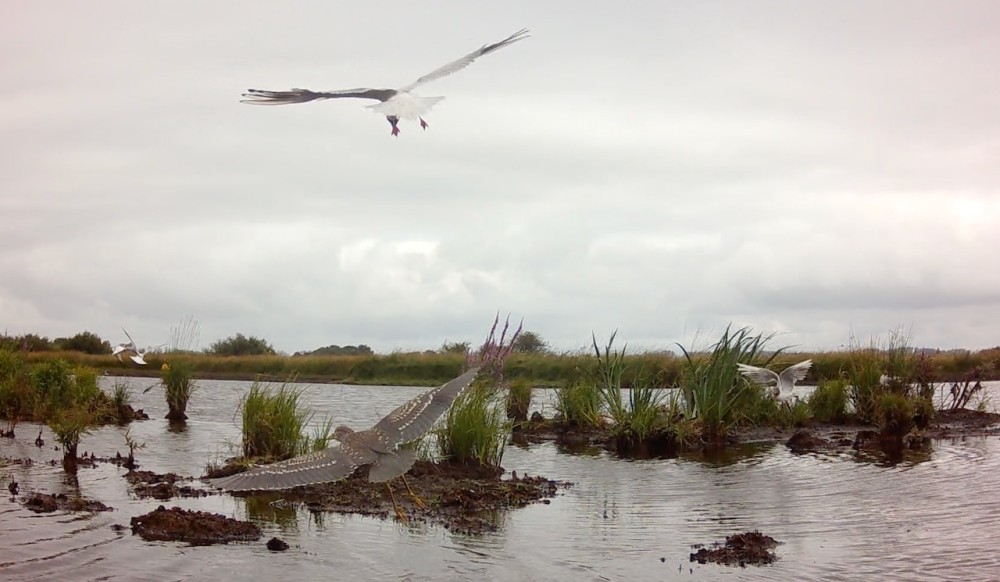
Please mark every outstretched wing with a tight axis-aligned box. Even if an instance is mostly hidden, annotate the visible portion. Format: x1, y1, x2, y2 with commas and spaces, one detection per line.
778, 360, 812, 386
121, 327, 138, 351
240, 87, 397, 105
736, 363, 780, 386
207, 447, 359, 491
370, 367, 481, 447
401, 29, 529, 91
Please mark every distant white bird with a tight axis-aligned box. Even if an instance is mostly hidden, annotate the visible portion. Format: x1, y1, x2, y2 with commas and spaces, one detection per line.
112, 328, 149, 365
737, 359, 813, 403
240, 28, 529, 136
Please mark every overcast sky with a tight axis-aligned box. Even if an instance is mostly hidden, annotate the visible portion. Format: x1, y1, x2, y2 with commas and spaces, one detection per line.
2, 1, 998, 355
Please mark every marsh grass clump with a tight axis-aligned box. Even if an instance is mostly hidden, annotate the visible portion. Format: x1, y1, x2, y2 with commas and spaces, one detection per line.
161, 361, 195, 421
808, 379, 849, 424
554, 379, 602, 428
678, 325, 781, 443
505, 377, 532, 423
846, 328, 915, 423
239, 379, 316, 461
111, 381, 133, 424
592, 332, 667, 449
437, 379, 509, 468
876, 392, 914, 437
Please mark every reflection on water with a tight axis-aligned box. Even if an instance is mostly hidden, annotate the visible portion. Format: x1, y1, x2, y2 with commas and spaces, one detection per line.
1, 379, 1000, 581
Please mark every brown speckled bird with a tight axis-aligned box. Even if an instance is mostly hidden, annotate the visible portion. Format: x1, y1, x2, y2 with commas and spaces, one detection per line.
207, 367, 481, 521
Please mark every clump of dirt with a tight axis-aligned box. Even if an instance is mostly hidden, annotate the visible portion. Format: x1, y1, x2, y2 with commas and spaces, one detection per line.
130, 505, 261, 545
21, 492, 113, 513
690, 530, 780, 566
786, 430, 833, 453
266, 537, 289, 551
125, 470, 212, 500
222, 460, 570, 535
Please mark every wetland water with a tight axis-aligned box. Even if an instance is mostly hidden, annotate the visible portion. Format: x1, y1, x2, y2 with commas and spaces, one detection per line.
3, 378, 1000, 581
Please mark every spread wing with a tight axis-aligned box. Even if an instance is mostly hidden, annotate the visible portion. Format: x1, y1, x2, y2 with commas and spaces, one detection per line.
778, 360, 812, 386
401, 29, 529, 91
120, 327, 138, 351
370, 367, 481, 447
736, 363, 780, 386
207, 446, 359, 491
241, 87, 397, 105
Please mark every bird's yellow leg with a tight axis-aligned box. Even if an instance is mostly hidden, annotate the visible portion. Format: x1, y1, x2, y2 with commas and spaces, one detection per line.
386, 482, 408, 523
401, 474, 426, 510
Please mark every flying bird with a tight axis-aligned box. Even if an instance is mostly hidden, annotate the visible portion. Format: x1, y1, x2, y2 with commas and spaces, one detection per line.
737, 359, 813, 404
112, 328, 149, 365
240, 28, 529, 136
207, 367, 481, 522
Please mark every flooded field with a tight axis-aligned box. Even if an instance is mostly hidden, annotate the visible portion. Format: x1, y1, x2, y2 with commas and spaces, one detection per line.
3, 378, 1000, 581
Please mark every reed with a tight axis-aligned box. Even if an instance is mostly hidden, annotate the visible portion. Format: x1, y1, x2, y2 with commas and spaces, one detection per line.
677, 325, 782, 443
110, 380, 133, 425
592, 331, 666, 445
436, 380, 509, 468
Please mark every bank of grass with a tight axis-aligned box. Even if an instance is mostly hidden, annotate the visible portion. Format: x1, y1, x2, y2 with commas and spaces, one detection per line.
15, 343, 1000, 389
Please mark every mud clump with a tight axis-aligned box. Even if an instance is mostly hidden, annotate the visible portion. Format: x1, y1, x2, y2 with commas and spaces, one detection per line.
21, 492, 113, 513
125, 470, 211, 500
225, 460, 570, 535
266, 537, 289, 551
690, 530, 780, 566
786, 430, 832, 453
131, 505, 261, 545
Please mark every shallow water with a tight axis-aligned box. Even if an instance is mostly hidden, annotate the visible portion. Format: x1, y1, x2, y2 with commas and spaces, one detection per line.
2, 379, 1000, 581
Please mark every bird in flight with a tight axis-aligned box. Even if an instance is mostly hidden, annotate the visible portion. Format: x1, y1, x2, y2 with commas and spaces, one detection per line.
112, 328, 149, 365
737, 359, 813, 404
207, 367, 481, 522
240, 28, 529, 136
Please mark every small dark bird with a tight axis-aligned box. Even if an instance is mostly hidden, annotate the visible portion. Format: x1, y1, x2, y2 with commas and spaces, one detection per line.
35, 428, 44, 447
8, 480, 18, 495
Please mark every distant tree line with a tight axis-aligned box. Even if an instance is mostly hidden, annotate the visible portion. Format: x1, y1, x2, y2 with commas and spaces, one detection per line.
293, 344, 374, 357
1, 328, 554, 358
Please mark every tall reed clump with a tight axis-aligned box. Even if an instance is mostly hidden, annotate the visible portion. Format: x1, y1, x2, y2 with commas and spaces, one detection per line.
436, 314, 521, 469
592, 331, 666, 449
677, 325, 781, 443
505, 377, 533, 423
238, 379, 322, 461
846, 328, 933, 433
160, 361, 195, 422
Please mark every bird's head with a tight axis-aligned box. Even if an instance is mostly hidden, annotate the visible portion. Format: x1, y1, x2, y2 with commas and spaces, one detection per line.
333, 425, 354, 441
